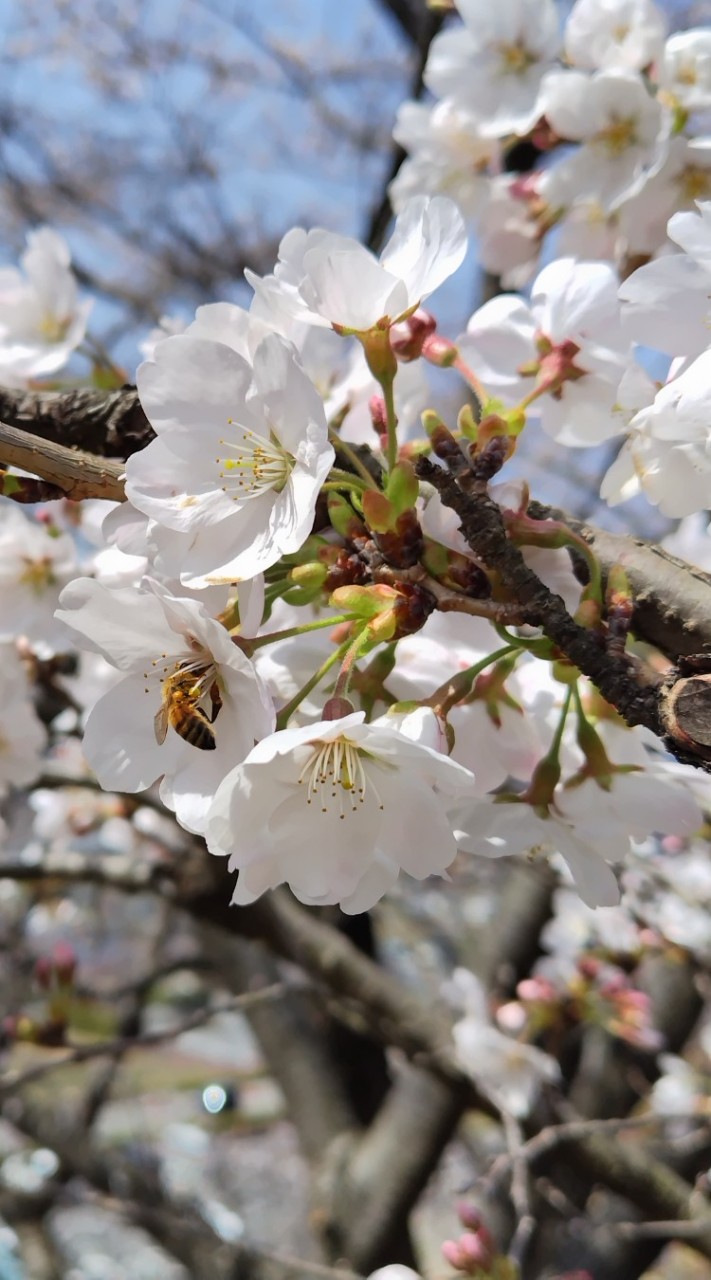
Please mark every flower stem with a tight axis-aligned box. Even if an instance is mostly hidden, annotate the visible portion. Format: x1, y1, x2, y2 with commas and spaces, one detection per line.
428, 643, 519, 716
547, 684, 573, 765
247, 614, 357, 650
381, 372, 398, 473
276, 638, 353, 729
327, 430, 379, 487
333, 627, 373, 701
453, 355, 487, 409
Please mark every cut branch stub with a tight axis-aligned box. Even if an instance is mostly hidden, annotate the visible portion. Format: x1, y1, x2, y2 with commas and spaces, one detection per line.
661, 655, 711, 765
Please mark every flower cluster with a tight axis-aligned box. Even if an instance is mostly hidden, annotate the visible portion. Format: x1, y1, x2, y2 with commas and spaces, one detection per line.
391, 0, 711, 284
0, 2, 708, 930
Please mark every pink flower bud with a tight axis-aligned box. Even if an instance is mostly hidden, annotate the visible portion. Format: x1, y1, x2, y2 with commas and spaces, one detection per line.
459, 1228, 495, 1270
390, 308, 437, 361
517, 977, 556, 1004
421, 333, 458, 367
368, 394, 388, 437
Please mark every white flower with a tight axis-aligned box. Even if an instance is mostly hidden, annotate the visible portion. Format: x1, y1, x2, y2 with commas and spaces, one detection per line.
0, 504, 77, 652
456, 794, 623, 907
245, 196, 467, 334
124, 331, 334, 585
555, 199, 622, 264
456, 718, 702, 907
368, 1269, 422, 1280
649, 1055, 703, 1119
205, 710, 478, 914
618, 200, 711, 359
602, 350, 711, 516
475, 175, 542, 287
424, 0, 561, 139
540, 69, 665, 212
659, 29, 711, 113
0, 228, 92, 381
565, 0, 666, 72
389, 100, 495, 220
460, 258, 630, 445
617, 138, 711, 256
54, 577, 275, 834
444, 969, 560, 1116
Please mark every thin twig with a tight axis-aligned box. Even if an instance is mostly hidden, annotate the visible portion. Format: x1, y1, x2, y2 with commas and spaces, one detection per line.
0, 983, 294, 1096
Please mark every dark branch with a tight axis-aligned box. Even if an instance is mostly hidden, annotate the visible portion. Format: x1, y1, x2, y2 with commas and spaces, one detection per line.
0, 384, 153, 458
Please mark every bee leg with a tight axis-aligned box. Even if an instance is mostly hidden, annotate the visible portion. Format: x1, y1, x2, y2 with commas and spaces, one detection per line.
209, 680, 223, 724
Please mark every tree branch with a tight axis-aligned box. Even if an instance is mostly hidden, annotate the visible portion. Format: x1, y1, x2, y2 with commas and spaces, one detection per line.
529, 501, 711, 659
417, 457, 663, 735
0, 384, 152, 457
0, 420, 125, 501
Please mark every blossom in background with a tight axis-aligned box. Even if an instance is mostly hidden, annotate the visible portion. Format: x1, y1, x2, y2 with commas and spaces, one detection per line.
389, 99, 495, 220
444, 968, 560, 1116
455, 715, 702, 908
461, 257, 630, 445
602, 350, 711, 516
55, 577, 274, 834
564, 0, 666, 72
539, 69, 665, 213
367, 1268, 422, 1280
619, 200, 711, 359
455, 794, 623, 907
658, 29, 711, 112
0, 227, 92, 381
206, 709, 478, 913
125, 331, 334, 585
424, 0, 561, 138
245, 196, 467, 334
617, 138, 711, 257
0, 504, 77, 652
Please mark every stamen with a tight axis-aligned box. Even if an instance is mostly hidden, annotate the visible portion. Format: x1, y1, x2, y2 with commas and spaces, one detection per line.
298, 737, 384, 819
216, 423, 293, 502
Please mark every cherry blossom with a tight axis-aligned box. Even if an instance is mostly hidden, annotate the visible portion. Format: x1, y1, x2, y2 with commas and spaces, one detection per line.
659, 29, 711, 113
617, 138, 711, 256
0, 227, 92, 382
460, 257, 630, 445
367, 1269, 422, 1280
455, 716, 702, 907
424, 0, 561, 139
540, 69, 665, 213
444, 968, 560, 1115
619, 200, 711, 359
602, 350, 711, 516
564, 0, 666, 73
389, 100, 495, 220
455, 794, 623, 907
55, 577, 275, 834
124, 331, 334, 585
0, 504, 77, 652
245, 196, 467, 334
205, 710, 478, 913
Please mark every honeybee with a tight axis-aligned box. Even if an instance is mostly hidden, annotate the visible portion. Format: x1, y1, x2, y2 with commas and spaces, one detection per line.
154, 668, 223, 751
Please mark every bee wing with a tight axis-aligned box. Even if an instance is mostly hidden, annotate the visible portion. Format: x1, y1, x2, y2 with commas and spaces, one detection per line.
154, 700, 169, 745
